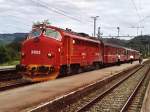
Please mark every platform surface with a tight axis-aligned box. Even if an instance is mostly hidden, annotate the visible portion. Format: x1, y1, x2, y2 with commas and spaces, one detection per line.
0, 61, 146, 112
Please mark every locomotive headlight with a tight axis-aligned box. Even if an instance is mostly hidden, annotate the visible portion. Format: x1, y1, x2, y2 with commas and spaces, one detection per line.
48, 53, 52, 58
72, 40, 75, 44
58, 48, 61, 52
21, 52, 25, 57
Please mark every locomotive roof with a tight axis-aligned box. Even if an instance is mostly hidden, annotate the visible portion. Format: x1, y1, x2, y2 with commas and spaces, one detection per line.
32, 23, 101, 44
32, 23, 139, 53
103, 42, 139, 52
63, 32, 101, 44
125, 48, 139, 52
60, 28, 101, 43
103, 42, 125, 49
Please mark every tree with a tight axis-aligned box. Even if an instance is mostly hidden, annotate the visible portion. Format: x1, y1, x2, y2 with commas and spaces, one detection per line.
0, 45, 10, 63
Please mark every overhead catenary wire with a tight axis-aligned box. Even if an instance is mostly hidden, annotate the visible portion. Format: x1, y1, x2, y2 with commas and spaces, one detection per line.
138, 15, 150, 23
1, 0, 148, 36
30, 0, 93, 24
38, 0, 93, 23
128, 0, 145, 36
130, 0, 141, 20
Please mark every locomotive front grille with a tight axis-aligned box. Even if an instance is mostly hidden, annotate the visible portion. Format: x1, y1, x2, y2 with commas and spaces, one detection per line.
38, 66, 49, 73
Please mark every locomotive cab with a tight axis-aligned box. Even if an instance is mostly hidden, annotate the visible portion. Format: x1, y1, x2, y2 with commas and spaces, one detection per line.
17, 24, 62, 82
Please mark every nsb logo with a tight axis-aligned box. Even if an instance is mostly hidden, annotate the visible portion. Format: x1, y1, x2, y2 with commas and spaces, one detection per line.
31, 50, 41, 55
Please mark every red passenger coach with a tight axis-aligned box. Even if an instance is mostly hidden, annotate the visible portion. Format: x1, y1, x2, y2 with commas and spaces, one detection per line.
103, 43, 127, 64
103, 43, 118, 64
133, 50, 140, 60
126, 49, 140, 61
16, 23, 103, 82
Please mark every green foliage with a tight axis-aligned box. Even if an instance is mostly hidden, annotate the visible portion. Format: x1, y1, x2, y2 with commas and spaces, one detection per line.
0, 60, 19, 66
0, 43, 20, 64
0, 33, 27, 65
0, 45, 11, 63
127, 35, 150, 57
0, 36, 24, 64
0, 33, 27, 44
104, 35, 150, 58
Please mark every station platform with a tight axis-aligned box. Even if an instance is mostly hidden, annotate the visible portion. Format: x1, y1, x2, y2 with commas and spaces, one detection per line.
0, 60, 147, 112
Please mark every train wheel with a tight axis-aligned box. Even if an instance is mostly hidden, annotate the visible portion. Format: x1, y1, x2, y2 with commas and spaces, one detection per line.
77, 67, 83, 74
94, 63, 100, 70
59, 65, 68, 77
70, 64, 81, 74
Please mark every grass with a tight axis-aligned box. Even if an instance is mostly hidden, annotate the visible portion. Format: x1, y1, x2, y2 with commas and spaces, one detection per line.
0, 60, 19, 66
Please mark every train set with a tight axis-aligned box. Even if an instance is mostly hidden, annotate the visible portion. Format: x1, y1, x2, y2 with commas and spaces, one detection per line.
16, 23, 140, 82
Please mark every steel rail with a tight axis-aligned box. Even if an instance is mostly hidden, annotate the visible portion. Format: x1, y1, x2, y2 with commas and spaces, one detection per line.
0, 80, 33, 91
120, 66, 150, 112
0, 68, 21, 81
0, 68, 15, 72
76, 65, 144, 112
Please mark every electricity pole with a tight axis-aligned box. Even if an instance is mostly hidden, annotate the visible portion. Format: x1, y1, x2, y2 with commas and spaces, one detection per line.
117, 27, 120, 37
91, 16, 99, 37
97, 27, 100, 38
129, 26, 144, 36
141, 30, 143, 36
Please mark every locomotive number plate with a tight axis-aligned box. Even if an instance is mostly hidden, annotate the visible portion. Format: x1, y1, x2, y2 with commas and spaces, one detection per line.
31, 50, 41, 55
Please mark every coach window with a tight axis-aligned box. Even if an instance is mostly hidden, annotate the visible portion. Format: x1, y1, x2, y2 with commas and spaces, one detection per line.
127, 50, 129, 55
116, 49, 119, 54
44, 28, 62, 40
124, 50, 127, 55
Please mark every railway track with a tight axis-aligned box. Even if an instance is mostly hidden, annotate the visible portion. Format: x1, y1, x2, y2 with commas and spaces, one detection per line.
1, 61, 150, 111
28, 61, 150, 112
0, 68, 33, 91
61, 64, 150, 112
0, 68, 22, 81
28, 61, 149, 112
0, 79, 33, 91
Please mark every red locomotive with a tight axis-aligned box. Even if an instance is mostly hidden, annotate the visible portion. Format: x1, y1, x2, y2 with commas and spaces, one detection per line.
16, 22, 140, 82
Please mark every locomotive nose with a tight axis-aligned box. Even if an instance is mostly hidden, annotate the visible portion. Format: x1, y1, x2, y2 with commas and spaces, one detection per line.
20, 36, 61, 82
21, 36, 60, 66
33, 37, 40, 43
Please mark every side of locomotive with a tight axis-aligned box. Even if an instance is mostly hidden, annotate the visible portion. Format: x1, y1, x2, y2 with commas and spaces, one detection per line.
59, 31, 103, 76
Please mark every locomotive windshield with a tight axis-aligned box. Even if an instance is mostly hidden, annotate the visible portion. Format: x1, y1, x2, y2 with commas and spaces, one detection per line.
44, 28, 62, 40
27, 27, 61, 40
28, 28, 42, 38
32, 30, 41, 37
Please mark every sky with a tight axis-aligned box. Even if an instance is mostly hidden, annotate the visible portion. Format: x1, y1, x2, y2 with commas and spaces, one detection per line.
0, 0, 150, 39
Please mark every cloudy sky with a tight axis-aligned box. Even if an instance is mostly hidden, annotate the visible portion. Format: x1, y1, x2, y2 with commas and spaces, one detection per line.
0, 0, 150, 39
